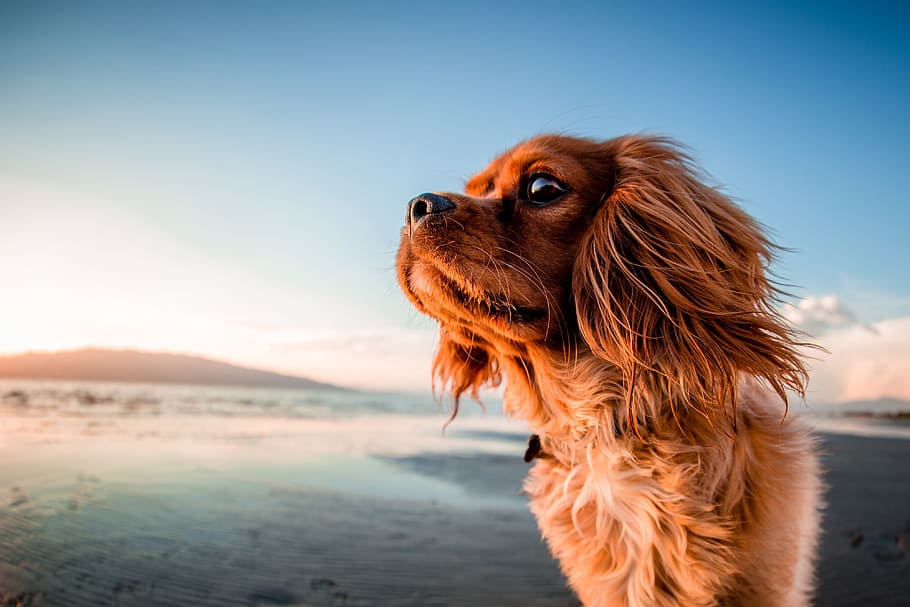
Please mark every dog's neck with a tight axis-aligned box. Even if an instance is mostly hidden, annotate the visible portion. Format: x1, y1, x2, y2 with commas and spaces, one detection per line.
497, 343, 733, 461
499, 345, 626, 439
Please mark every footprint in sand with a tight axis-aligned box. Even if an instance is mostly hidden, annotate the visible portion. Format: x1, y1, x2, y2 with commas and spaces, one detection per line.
7, 486, 28, 508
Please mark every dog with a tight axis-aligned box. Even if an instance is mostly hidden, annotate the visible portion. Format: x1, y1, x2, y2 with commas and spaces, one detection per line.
396, 134, 821, 607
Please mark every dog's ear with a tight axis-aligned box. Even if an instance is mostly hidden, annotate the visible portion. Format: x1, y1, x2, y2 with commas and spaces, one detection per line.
432, 327, 501, 410
572, 136, 808, 421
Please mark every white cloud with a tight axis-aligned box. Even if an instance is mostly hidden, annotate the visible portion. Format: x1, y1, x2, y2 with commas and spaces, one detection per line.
781, 294, 873, 336
801, 314, 910, 405
779, 295, 910, 404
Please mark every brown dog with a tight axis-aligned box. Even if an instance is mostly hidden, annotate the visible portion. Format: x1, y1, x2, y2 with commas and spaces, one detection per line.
396, 135, 821, 606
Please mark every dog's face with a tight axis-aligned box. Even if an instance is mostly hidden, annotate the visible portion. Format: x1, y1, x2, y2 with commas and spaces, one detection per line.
397, 134, 807, 413
396, 136, 612, 349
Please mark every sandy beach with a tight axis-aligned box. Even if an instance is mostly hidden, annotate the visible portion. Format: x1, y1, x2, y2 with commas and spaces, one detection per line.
1, 383, 908, 606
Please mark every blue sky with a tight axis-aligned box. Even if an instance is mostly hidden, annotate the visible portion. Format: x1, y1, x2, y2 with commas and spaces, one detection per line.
1, 1, 908, 397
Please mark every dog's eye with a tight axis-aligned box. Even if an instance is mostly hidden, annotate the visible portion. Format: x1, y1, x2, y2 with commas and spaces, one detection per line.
525, 174, 567, 205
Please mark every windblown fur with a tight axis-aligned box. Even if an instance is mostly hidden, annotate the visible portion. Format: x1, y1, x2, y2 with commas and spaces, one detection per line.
396, 134, 821, 606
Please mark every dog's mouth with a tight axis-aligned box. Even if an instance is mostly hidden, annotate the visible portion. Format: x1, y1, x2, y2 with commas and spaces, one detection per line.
407, 264, 546, 325
448, 278, 546, 324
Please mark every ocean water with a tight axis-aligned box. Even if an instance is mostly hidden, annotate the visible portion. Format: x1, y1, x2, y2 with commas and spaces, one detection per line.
0, 379, 499, 420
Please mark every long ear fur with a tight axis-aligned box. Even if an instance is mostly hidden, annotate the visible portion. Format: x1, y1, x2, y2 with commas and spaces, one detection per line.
433, 327, 501, 416
573, 136, 808, 425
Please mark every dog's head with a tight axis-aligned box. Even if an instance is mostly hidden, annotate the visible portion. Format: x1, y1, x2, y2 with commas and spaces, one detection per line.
397, 135, 807, 421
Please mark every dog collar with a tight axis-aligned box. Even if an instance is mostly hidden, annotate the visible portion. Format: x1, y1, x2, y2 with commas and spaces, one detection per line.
524, 434, 548, 462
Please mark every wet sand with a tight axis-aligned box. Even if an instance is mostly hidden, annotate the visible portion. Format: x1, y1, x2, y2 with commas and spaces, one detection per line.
1, 481, 571, 606
0, 409, 908, 606
814, 433, 910, 607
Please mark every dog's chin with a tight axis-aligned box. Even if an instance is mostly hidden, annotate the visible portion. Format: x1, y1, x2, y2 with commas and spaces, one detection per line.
405, 261, 548, 342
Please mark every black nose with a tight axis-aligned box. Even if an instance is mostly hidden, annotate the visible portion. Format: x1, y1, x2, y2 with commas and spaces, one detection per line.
407, 192, 455, 226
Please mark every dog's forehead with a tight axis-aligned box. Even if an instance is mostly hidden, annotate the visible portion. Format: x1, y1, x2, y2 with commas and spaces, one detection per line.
465, 137, 577, 195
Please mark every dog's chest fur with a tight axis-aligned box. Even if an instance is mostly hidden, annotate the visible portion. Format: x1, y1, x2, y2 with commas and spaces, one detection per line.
519, 381, 820, 607
524, 437, 738, 607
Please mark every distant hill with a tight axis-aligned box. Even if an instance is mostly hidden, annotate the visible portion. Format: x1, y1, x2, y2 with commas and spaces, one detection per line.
815, 397, 910, 416
0, 348, 345, 390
